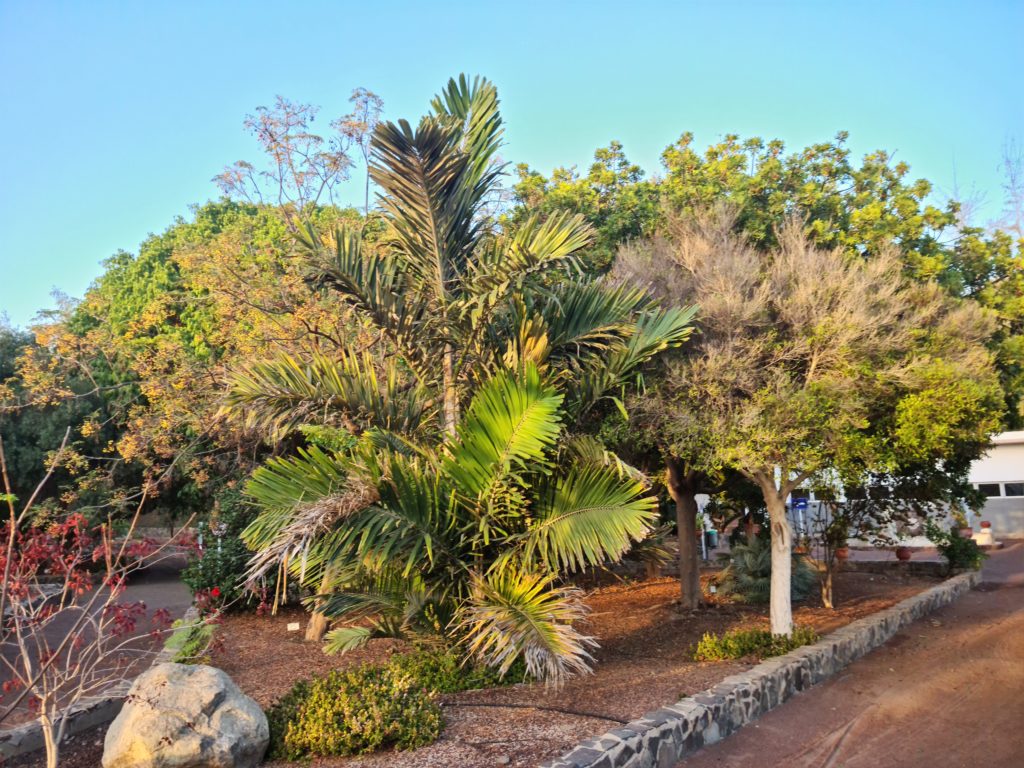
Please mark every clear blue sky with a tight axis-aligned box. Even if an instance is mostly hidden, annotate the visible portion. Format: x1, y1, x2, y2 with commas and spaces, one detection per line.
1, 0, 1021, 327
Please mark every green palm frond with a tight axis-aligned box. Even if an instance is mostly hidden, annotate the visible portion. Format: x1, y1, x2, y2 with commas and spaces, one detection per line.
561, 434, 650, 485
524, 464, 655, 573
443, 364, 563, 505
303, 225, 434, 378
371, 117, 494, 294
459, 570, 596, 685
452, 213, 594, 362
323, 626, 374, 654
245, 445, 349, 518
430, 74, 504, 191
349, 450, 457, 576
568, 304, 698, 415
224, 352, 431, 441
529, 282, 643, 365
244, 472, 380, 583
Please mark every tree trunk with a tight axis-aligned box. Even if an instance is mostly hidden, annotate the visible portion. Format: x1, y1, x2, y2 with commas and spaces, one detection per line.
763, 490, 794, 636
41, 712, 58, 768
821, 563, 834, 610
666, 458, 702, 610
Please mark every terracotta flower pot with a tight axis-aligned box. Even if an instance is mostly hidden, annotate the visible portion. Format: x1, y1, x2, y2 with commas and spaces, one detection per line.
835, 546, 850, 561
981, 521, 992, 529
895, 546, 912, 561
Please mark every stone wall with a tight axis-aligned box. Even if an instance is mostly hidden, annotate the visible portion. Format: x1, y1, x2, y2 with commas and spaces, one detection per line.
542, 570, 980, 768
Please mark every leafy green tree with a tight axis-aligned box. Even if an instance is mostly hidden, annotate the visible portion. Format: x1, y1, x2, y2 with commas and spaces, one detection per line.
508, 142, 661, 272
225, 75, 694, 678
614, 209, 1003, 635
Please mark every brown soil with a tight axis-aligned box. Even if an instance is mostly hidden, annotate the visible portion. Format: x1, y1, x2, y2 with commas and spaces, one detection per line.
8, 569, 938, 768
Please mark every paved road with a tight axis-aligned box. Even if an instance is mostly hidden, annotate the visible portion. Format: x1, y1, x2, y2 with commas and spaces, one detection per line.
679, 541, 1024, 768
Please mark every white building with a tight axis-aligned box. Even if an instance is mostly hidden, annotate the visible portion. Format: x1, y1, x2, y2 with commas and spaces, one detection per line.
969, 430, 1024, 537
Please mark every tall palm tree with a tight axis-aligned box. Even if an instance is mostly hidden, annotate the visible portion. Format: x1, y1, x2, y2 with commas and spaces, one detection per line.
224, 75, 695, 682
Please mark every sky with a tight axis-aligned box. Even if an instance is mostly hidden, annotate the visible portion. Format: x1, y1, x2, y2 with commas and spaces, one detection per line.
1, 0, 1021, 328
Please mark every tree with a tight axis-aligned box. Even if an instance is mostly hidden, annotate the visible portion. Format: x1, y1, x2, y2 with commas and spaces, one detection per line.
224, 75, 695, 674
0, 435, 194, 768
614, 208, 1003, 634
507, 141, 661, 272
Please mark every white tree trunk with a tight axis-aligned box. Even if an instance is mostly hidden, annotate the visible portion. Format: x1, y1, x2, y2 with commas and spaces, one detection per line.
765, 492, 794, 636
41, 712, 58, 768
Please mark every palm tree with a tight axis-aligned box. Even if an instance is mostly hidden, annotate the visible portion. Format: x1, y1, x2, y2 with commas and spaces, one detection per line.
224, 75, 695, 682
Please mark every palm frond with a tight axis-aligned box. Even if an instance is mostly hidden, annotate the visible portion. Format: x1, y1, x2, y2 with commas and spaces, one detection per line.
443, 365, 563, 505
348, 450, 457, 577
303, 225, 434, 378
561, 434, 650, 485
244, 469, 379, 583
371, 116, 497, 295
430, 74, 505, 191
323, 626, 374, 654
459, 570, 596, 685
524, 464, 655, 573
566, 303, 698, 416
223, 351, 431, 441
453, 212, 593, 354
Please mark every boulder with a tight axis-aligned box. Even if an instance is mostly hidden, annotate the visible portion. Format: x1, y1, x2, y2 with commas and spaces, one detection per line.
102, 663, 268, 768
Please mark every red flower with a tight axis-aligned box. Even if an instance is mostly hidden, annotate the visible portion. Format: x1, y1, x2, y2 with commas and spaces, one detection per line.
210, 587, 221, 598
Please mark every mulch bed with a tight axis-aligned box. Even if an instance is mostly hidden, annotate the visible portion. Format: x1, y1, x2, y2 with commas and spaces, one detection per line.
7, 567, 941, 768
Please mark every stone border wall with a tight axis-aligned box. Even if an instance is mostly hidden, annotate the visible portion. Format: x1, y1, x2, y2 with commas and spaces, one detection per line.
0, 606, 200, 759
542, 570, 980, 768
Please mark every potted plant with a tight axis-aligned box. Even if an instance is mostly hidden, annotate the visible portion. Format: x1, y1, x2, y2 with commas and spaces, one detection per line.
951, 507, 974, 539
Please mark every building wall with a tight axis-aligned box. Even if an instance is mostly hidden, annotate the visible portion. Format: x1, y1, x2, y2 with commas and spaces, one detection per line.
968, 432, 1024, 537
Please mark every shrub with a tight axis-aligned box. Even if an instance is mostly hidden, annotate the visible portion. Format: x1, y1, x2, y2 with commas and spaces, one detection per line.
925, 520, 986, 572
716, 536, 816, 604
165, 619, 217, 663
266, 645, 527, 760
267, 663, 443, 760
693, 626, 818, 661
181, 489, 269, 608
390, 646, 527, 693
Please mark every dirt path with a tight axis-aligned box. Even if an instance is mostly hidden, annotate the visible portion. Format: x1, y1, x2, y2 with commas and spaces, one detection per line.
678, 541, 1024, 768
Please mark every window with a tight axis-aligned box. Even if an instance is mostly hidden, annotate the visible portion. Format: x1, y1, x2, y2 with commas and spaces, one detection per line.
1004, 483, 1024, 497
977, 483, 1002, 498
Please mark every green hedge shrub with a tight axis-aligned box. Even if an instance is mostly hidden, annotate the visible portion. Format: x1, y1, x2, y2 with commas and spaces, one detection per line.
389, 646, 527, 693
693, 626, 818, 661
267, 664, 443, 759
266, 647, 524, 760
925, 520, 986, 572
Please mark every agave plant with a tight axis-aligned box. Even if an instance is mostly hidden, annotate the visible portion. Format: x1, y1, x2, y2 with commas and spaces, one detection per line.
224, 75, 695, 683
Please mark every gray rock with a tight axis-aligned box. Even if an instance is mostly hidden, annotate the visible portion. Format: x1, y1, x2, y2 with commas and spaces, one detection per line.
102, 663, 268, 768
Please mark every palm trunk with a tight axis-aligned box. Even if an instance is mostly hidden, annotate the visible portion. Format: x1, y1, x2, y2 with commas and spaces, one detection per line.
305, 569, 334, 642
666, 458, 702, 610
442, 342, 458, 437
